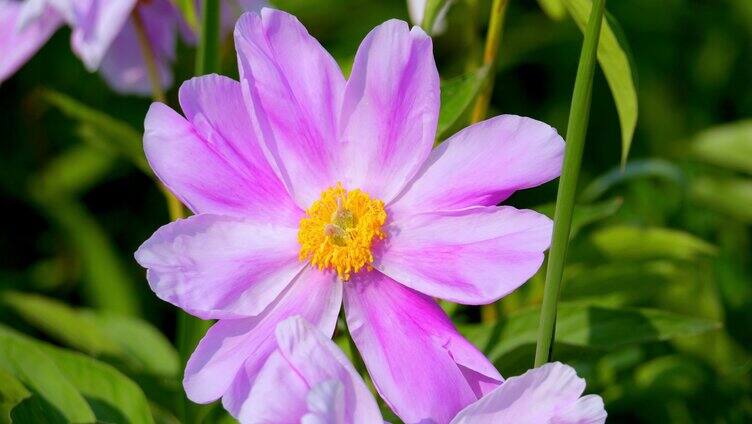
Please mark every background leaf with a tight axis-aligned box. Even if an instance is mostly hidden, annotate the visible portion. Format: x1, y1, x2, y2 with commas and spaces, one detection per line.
437, 65, 490, 140
691, 120, 752, 174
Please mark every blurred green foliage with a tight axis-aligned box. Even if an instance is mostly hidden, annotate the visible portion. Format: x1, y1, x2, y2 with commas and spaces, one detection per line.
0, 0, 750, 423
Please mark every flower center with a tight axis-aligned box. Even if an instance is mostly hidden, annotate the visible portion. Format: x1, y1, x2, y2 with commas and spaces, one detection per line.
298, 183, 387, 281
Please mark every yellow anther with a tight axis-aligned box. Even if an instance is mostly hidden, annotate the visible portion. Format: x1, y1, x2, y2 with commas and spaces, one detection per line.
298, 183, 387, 281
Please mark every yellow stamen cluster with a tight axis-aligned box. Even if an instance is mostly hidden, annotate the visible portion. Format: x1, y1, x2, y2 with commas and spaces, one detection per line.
298, 183, 387, 281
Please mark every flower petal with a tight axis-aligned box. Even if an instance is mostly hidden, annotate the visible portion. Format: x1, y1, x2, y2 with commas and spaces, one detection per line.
377, 206, 552, 304
143, 75, 301, 224
98, 0, 176, 95
234, 9, 345, 208
391, 115, 564, 214
237, 316, 382, 423
450, 362, 606, 424
70, 0, 138, 70
183, 266, 342, 404
134, 213, 303, 319
344, 272, 502, 424
339, 19, 439, 203
0, 1, 61, 83
301, 380, 347, 424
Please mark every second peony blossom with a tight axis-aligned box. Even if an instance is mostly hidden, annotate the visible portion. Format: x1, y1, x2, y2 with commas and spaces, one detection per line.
135, 7, 565, 424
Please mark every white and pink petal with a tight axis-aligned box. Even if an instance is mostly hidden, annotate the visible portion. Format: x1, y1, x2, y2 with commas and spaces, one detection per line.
182, 266, 342, 405
377, 206, 552, 304
339, 19, 439, 204
391, 115, 564, 214
344, 272, 502, 424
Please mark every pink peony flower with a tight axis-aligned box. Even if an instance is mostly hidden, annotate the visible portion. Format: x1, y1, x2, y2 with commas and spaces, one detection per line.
0, 0, 263, 94
247, 316, 606, 424
135, 8, 564, 423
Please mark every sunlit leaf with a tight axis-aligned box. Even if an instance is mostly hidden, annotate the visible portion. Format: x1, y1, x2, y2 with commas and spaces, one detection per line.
31, 141, 117, 199
563, 0, 638, 165
537, 0, 566, 20
461, 303, 721, 363
691, 176, 752, 223
38, 345, 154, 424
1, 292, 178, 377
41, 90, 149, 174
0, 326, 95, 423
691, 120, 752, 174
0, 369, 30, 424
590, 226, 717, 261
437, 65, 490, 140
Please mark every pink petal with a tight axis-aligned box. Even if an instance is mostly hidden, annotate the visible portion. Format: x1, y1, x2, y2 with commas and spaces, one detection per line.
301, 380, 348, 424
70, 0, 138, 70
183, 266, 342, 404
234, 9, 345, 208
391, 115, 564, 215
377, 206, 552, 304
98, 0, 177, 95
0, 1, 61, 83
344, 272, 502, 424
339, 19, 439, 203
143, 75, 301, 225
450, 362, 606, 424
238, 316, 382, 423
134, 213, 304, 319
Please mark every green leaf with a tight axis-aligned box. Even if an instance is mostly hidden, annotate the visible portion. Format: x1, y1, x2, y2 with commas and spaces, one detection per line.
537, 0, 566, 20
437, 65, 490, 140
0, 369, 30, 424
41, 90, 149, 174
563, 0, 638, 165
691, 176, 752, 223
535, 197, 622, 238
38, 345, 154, 424
461, 303, 721, 363
0, 326, 95, 423
579, 159, 685, 202
29, 197, 141, 316
691, 120, 752, 174
590, 226, 717, 261
562, 261, 680, 303
31, 141, 117, 199
1, 292, 178, 377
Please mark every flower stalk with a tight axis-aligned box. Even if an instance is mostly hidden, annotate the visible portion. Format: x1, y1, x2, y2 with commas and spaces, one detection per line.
470, 0, 509, 123
534, 0, 606, 367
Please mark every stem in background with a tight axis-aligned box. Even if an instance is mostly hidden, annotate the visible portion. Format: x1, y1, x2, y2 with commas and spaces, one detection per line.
174, 2, 221, 421
470, 0, 509, 123
475, 0, 510, 324
133, 8, 186, 221
422, 0, 448, 35
195, 0, 221, 75
534, 0, 606, 367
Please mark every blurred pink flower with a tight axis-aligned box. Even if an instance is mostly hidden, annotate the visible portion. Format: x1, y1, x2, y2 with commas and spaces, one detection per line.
0, 0, 263, 94
135, 8, 564, 423
245, 316, 606, 424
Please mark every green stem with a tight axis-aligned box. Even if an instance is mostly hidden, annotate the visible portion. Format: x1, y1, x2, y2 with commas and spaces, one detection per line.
174, 3, 221, 421
422, 0, 448, 35
470, 0, 510, 123
533, 0, 606, 367
195, 0, 221, 75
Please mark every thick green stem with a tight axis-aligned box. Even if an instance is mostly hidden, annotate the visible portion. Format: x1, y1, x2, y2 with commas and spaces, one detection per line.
470, 0, 509, 123
534, 0, 606, 367
422, 0, 448, 34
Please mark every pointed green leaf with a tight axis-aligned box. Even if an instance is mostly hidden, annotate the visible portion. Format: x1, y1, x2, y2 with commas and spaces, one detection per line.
563, 0, 638, 165
0, 326, 95, 423
537, 0, 566, 20
691, 120, 752, 174
437, 65, 490, 140
691, 176, 752, 223
461, 303, 721, 363
590, 226, 717, 261
38, 345, 154, 424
